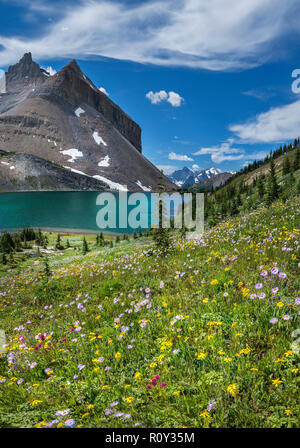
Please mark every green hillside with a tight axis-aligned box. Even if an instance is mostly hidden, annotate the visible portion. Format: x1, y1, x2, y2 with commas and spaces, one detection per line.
204, 146, 300, 226
0, 194, 299, 428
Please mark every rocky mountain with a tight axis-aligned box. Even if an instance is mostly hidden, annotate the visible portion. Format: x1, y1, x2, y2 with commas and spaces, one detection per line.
168, 166, 222, 188
0, 53, 175, 192
186, 171, 233, 191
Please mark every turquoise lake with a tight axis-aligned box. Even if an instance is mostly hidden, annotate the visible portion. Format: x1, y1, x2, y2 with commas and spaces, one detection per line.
0, 191, 152, 234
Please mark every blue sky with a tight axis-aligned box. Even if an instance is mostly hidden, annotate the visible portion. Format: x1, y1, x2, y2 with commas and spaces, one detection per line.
1, 0, 300, 175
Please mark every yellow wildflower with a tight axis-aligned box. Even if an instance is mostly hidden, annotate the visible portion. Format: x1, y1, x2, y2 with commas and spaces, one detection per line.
227, 383, 238, 398
272, 378, 283, 387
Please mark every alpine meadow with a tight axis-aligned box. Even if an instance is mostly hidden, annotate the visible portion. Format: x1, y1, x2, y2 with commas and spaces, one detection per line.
0, 0, 300, 433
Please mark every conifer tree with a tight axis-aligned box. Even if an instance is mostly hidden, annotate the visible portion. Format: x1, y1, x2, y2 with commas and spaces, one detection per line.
257, 176, 265, 200
293, 147, 300, 172
82, 237, 89, 254
44, 258, 51, 277
153, 171, 171, 252
282, 157, 290, 176
55, 234, 63, 250
0, 232, 15, 254
266, 157, 279, 204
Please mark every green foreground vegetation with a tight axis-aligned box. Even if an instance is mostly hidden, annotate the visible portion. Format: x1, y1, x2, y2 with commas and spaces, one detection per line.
0, 193, 299, 428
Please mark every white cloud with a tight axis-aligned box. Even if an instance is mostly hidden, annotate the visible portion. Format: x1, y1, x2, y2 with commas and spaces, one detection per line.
229, 99, 300, 143
167, 91, 184, 107
2, 0, 299, 70
193, 139, 245, 164
247, 151, 270, 160
168, 152, 193, 161
146, 90, 184, 107
156, 164, 178, 175
192, 164, 200, 171
193, 137, 273, 164
146, 90, 168, 104
99, 86, 109, 96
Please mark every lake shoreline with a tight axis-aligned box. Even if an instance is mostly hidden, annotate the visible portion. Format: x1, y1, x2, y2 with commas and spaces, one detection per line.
0, 227, 127, 236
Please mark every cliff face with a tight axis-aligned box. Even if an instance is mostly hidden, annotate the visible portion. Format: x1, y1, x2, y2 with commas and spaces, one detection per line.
0, 53, 175, 192
34, 60, 142, 152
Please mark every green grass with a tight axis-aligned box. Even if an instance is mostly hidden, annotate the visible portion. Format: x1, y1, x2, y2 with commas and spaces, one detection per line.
0, 197, 299, 428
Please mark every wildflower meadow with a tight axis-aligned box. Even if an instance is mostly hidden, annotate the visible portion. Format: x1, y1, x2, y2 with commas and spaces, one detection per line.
0, 198, 299, 428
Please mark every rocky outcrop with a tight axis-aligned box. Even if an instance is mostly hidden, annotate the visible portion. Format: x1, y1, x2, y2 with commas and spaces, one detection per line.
0, 150, 108, 191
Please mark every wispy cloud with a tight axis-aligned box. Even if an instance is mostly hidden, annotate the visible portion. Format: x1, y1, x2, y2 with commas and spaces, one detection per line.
146, 90, 184, 107
229, 99, 300, 143
242, 88, 276, 101
168, 152, 193, 161
1, 0, 300, 70
193, 139, 245, 164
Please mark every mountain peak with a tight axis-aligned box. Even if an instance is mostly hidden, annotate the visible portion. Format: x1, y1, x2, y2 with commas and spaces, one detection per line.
62, 59, 82, 74
6, 52, 45, 84
21, 52, 33, 62
168, 166, 223, 187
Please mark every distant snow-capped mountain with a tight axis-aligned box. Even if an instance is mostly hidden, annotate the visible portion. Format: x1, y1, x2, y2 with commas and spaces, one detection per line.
168, 166, 222, 188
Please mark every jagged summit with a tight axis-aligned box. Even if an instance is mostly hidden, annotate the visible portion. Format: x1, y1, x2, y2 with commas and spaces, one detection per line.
6, 52, 46, 83
62, 59, 82, 73
0, 53, 175, 192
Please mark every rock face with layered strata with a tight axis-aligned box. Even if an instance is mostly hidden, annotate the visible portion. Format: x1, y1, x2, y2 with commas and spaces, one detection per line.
0, 53, 175, 192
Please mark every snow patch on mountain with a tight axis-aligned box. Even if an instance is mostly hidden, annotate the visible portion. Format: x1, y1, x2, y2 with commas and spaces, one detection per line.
75, 107, 85, 117
136, 180, 151, 191
93, 175, 127, 191
60, 148, 83, 163
93, 131, 107, 146
63, 166, 87, 176
63, 166, 128, 192
98, 155, 110, 167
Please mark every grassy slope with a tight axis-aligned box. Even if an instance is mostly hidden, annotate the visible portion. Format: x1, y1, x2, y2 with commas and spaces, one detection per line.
0, 197, 299, 428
